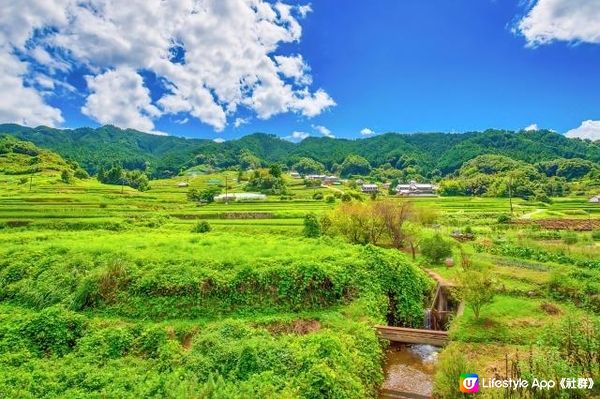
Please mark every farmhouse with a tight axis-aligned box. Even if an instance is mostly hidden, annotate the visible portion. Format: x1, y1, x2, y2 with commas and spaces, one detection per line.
589, 194, 600, 203
361, 183, 379, 193
304, 174, 340, 185
395, 180, 435, 196
177, 182, 189, 188
323, 175, 340, 185
290, 171, 301, 179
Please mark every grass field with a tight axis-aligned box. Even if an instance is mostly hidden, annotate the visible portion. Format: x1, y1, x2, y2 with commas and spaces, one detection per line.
0, 170, 598, 398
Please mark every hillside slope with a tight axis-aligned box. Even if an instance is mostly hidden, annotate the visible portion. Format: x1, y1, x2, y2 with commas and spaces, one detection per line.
1, 124, 598, 178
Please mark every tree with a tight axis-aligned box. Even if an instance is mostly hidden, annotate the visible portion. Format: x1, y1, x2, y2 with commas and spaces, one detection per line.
60, 169, 73, 184
188, 187, 221, 203
420, 234, 452, 264
457, 271, 495, 320
340, 154, 371, 177
376, 200, 413, 249
269, 163, 282, 178
292, 157, 325, 175
191, 221, 211, 233
239, 149, 262, 170
303, 213, 321, 238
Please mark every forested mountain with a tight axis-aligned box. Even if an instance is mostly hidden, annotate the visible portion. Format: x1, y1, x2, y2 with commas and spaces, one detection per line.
1, 124, 599, 179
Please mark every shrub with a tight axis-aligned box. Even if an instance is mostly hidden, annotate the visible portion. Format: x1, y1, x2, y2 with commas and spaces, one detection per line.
21, 306, 85, 357
74, 168, 89, 179
433, 345, 476, 399
562, 231, 578, 246
457, 271, 496, 320
325, 195, 335, 203
312, 192, 323, 200
192, 221, 212, 233
60, 169, 74, 183
303, 213, 321, 238
18, 177, 28, 185
592, 230, 600, 241
420, 234, 452, 264
341, 193, 352, 202
188, 187, 221, 203
497, 214, 511, 224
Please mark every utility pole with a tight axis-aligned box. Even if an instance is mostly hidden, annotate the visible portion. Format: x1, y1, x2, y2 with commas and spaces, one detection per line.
508, 175, 513, 215
121, 178, 124, 194
225, 175, 228, 205
29, 173, 33, 191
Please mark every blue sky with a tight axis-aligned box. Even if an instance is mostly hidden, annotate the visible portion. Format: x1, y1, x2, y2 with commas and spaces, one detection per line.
1, 0, 600, 141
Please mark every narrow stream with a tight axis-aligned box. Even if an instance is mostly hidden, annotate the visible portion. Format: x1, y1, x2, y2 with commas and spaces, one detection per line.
379, 284, 456, 397
380, 343, 440, 397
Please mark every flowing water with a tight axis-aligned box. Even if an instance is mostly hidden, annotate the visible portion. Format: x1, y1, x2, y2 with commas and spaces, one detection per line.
380, 343, 440, 397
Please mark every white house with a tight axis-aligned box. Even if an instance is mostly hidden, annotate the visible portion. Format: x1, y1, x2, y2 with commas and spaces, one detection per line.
177, 182, 189, 188
361, 184, 379, 193
290, 172, 301, 179
589, 194, 600, 204
395, 180, 435, 196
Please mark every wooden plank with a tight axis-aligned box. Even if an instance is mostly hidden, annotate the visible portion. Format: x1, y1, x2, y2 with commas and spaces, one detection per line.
375, 325, 449, 346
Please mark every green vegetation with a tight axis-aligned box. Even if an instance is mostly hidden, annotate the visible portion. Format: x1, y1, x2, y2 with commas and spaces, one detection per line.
3, 125, 599, 188
0, 131, 598, 398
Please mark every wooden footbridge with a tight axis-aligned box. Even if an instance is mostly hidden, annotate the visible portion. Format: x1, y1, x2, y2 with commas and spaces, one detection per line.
375, 325, 448, 346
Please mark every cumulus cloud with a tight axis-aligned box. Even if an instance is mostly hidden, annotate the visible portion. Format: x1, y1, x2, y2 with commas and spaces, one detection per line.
0, 0, 333, 132
312, 124, 334, 138
82, 67, 162, 134
565, 120, 600, 141
234, 117, 249, 128
517, 0, 600, 46
0, 53, 64, 127
524, 123, 539, 131
285, 131, 310, 142
360, 128, 375, 136
213, 137, 226, 143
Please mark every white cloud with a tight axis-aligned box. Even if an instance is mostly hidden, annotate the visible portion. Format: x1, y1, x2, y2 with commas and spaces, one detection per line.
82, 67, 161, 134
524, 123, 539, 131
285, 131, 310, 142
565, 120, 600, 141
0, 53, 64, 127
234, 117, 249, 128
274, 54, 312, 85
312, 124, 334, 138
0, 0, 332, 132
213, 137, 226, 143
298, 4, 313, 18
517, 0, 600, 46
360, 128, 375, 136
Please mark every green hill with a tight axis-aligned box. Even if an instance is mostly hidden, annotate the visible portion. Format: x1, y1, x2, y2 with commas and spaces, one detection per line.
0, 136, 74, 175
1, 124, 599, 178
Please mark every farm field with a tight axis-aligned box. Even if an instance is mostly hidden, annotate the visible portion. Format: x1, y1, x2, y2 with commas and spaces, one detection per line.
0, 169, 598, 398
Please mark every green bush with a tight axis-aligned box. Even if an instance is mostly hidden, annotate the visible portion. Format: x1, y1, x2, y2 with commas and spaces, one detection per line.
561, 231, 578, 246
192, 221, 212, 233
21, 306, 85, 357
312, 192, 324, 200
60, 169, 74, 183
420, 234, 452, 264
592, 230, 600, 241
497, 214, 511, 224
303, 213, 321, 238
325, 195, 335, 203
433, 344, 476, 399
341, 193, 352, 202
